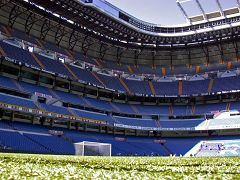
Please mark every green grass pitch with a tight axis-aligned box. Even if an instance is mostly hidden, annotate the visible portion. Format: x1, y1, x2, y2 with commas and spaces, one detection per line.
0, 153, 239, 179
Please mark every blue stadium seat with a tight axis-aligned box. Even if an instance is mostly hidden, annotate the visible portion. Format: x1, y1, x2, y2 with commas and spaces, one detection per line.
0, 41, 40, 68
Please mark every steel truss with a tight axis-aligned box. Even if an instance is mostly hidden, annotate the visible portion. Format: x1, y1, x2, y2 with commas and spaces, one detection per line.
3, 0, 240, 65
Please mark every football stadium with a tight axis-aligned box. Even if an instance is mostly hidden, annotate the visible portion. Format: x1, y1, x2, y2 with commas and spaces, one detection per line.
0, 0, 240, 178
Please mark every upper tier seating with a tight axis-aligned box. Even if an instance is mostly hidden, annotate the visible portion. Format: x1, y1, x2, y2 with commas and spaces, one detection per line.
97, 74, 125, 92
11, 28, 38, 45
153, 81, 178, 96
133, 65, 155, 75
124, 79, 151, 95
43, 42, 67, 56
74, 53, 97, 65
102, 61, 129, 72
36, 54, 73, 78
183, 79, 209, 95
0, 41, 40, 68
68, 65, 102, 86
211, 76, 240, 93
2, 25, 240, 78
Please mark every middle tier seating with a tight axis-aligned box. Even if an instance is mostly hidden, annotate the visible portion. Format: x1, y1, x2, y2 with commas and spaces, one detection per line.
159, 119, 204, 129
152, 81, 179, 96
0, 92, 208, 129
1, 75, 240, 118
113, 116, 157, 128
0, 93, 37, 109
124, 79, 152, 95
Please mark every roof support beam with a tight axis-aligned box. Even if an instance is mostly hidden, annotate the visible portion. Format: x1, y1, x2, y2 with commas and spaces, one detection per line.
236, 0, 240, 7
134, 49, 142, 67
68, 28, 80, 51
40, 18, 52, 40
82, 35, 94, 55
24, 12, 38, 35
152, 51, 156, 68
0, 0, 10, 9
8, 5, 21, 28
202, 44, 210, 65
176, 0, 192, 24
231, 28, 240, 60
216, 39, 225, 63
55, 23, 66, 46
116, 46, 125, 64
215, 0, 225, 17
195, 0, 207, 20
99, 42, 109, 60
170, 48, 173, 69
236, 0, 240, 14
232, 40, 240, 60
187, 47, 191, 67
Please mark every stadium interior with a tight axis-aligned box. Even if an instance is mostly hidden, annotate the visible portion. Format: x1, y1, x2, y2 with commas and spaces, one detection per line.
0, 0, 240, 157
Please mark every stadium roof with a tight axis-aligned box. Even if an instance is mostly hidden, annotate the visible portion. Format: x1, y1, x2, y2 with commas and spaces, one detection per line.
5, 0, 240, 51
106, 0, 239, 26
105, 0, 186, 26
2, 0, 240, 69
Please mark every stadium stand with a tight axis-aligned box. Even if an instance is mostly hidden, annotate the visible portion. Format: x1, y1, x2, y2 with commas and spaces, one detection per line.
1, 0, 240, 158
2, 39, 240, 97
159, 119, 203, 129
1, 120, 239, 156
0, 74, 240, 119
152, 81, 179, 96
0, 41, 40, 68
0, 93, 37, 109
182, 79, 210, 95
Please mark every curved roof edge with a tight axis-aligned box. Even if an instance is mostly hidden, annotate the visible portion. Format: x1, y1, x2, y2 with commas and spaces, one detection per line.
80, 0, 240, 27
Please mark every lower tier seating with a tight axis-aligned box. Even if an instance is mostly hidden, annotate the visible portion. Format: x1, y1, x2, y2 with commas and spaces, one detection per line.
0, 121, 239, 156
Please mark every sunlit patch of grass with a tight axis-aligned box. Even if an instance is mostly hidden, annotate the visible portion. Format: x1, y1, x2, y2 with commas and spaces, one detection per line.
0, 153, 239, 179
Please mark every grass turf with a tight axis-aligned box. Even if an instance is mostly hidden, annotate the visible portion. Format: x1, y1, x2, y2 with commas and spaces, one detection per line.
0, 153, 239, 179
